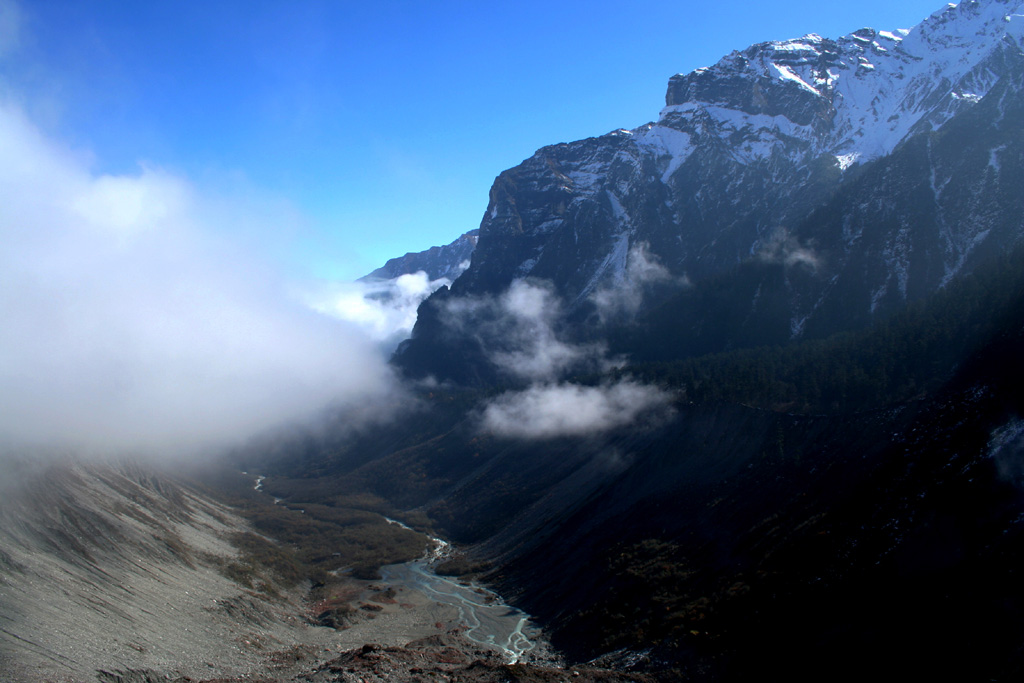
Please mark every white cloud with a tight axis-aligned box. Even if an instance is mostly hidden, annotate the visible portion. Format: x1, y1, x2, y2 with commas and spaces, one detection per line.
72, 170, 189, 237
442, 279, 610, 382
0, 101, 399, 456
591, 242, 687, 321
488, 280, 599, 381
307, 270, 452, 350
756, 227, 821, 271
481, 381, 674, 440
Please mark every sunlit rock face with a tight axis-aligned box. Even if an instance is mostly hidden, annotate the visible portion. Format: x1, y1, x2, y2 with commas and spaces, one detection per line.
398, 1, 1024, 382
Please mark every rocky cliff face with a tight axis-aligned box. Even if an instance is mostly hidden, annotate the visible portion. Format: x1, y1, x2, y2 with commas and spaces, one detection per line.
398, 0, 1024, 380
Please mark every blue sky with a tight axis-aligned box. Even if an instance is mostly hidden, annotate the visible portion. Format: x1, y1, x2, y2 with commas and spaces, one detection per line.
4, 0, 946, 280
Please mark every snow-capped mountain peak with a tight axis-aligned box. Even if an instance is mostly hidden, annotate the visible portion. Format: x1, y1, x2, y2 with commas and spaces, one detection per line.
657, 0, 1024, 167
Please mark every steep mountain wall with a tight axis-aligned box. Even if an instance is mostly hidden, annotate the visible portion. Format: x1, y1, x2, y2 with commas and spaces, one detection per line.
397, 0, 1024, 382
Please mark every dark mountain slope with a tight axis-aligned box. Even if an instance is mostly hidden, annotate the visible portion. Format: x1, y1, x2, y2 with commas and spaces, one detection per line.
238, 2, 1024, 678
251, 246, 1024, 678
623, 245, 1024, 412
612, 61, 1024, 364
489, 368, 1024, 680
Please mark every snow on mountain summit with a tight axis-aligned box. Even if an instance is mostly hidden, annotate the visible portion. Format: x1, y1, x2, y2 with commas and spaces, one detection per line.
440, 0, 1024, 311
657, 0, 1024, 168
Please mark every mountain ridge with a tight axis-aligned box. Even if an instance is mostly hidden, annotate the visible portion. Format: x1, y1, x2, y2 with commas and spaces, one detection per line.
361, 229, 479, 283
397, 0, 1024, 383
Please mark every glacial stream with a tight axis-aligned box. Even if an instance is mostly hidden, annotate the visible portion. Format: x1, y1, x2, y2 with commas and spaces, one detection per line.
246, 477, 538, 663
381, 559, 537, 663
381, 519, 538, 664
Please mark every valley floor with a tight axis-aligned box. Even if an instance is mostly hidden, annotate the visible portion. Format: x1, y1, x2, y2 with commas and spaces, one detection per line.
0, 460, 635, 683
0, 460, 461, 681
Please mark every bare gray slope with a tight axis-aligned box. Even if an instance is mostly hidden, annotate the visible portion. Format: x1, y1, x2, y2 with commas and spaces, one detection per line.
0, 459, 305, 680
0, 459, 466, 682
